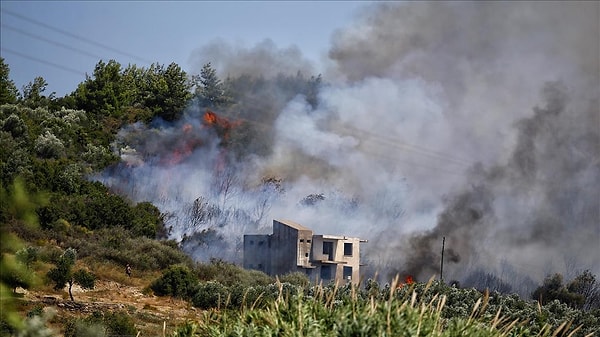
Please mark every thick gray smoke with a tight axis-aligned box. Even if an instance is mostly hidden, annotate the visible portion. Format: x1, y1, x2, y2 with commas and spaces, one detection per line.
97, 2, 599, 294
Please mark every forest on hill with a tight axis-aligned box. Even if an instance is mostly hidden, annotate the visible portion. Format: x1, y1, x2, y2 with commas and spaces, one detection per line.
1, 56, 599, 336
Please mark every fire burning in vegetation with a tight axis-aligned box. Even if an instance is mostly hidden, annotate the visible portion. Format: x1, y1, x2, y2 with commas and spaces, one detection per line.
98, 2, 599, 295
202, 109, 241, 144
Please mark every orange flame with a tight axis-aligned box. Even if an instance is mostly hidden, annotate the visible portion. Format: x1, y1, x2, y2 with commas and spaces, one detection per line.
397, 275, 415, 289
203, 111, 217, 125
202, 109, 241, 143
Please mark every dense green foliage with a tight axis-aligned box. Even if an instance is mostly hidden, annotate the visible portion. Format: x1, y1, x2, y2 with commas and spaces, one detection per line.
532, 271, 600, 311
0, 59, 195, 334
148, 263, 599, 336
0, 58, 19, 104
150, 264, 198, 299
169, 279, 600, 337
72, 60, 192, 124
172, 279, 600, 337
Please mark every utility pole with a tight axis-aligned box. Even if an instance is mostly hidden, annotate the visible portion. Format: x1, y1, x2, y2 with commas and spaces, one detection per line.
440, 236, 445, 282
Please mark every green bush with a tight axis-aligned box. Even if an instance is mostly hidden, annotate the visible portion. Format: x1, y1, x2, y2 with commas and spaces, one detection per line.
195, 258, 272, 287
64, 310, 136, 337
278, 271, 310, 288
191, 281, 228, 309
150, 265, 198, 299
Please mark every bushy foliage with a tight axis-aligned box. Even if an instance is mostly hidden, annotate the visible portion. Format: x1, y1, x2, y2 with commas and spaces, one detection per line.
191, 281, 229, 310
0, 57, 19, 104
278, 271, 310, 288
73, 59, 192, 124
47, 226, 193, 272
64, 310, 137, 337
532, 272, 600, 310
150, 265, 198, 299
195, 258, 273, 287
175, 279, 599, 337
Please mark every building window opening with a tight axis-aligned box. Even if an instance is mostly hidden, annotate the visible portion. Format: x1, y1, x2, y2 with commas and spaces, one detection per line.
343, 266, 352, 280
344, 242, 353, 256
300, 239, 304, 242
321, 265, 332, 280
258, 241, 264, 246
323, 241, 333, 260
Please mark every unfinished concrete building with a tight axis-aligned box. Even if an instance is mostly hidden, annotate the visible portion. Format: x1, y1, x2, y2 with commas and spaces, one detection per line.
243, 219, 366, 284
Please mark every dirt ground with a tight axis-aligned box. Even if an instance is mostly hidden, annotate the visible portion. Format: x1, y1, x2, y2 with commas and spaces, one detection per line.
19, 279, 202, 336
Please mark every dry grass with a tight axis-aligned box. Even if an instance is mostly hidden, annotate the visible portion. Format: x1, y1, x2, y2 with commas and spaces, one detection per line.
15, 259, 200, 336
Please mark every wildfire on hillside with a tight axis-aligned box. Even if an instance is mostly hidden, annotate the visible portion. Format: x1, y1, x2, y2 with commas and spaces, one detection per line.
161, 123, 203, 166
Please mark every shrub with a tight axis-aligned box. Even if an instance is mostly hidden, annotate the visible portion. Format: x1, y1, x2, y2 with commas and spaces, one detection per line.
150, 265, 198, 299
191, 281, 228, 309
195, 258, 272, 287
34, 130, 65, 159
278, 271, 310, 288
64, 310, 136, 337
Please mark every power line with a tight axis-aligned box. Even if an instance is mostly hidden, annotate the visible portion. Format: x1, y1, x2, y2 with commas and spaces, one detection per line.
1, 8, 154, 64
1, 23, 105, 60
1, 47, 86, 77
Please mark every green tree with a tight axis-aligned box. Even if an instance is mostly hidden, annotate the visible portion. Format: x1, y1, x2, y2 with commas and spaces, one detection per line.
193, 62, 231, 108
144, 62, 192, 121
567, 270, 600, 310
130, 201, 164, 238
0, 57, 19, 104
73, 59, 126, 118
47, 248, 95, 301
22, 77, 55, 108
532, 273, 585, 309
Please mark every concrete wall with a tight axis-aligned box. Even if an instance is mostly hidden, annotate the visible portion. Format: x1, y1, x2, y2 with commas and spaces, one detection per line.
271, 220, 300, 276
243, 234, 271, 274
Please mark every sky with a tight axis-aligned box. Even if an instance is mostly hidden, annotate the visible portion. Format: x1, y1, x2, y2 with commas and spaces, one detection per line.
1, 1, 371, 97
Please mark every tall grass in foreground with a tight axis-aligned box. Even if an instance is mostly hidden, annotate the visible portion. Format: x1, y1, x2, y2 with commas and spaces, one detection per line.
173, 277, 595, 337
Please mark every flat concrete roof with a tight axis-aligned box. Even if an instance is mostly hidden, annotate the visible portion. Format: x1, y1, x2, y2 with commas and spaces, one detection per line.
274, 219, 312, 231
318, 234, 365, 241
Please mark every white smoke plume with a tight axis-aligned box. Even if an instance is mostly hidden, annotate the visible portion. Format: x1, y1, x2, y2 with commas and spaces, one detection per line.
96, 1, 599, 294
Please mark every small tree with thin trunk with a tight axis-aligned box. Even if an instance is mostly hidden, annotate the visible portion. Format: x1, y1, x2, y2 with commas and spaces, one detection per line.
47, 248, 95, 301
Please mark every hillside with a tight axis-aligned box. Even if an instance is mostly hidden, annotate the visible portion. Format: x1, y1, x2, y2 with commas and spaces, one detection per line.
11, 256, 201, 336
15, 273, 197, 336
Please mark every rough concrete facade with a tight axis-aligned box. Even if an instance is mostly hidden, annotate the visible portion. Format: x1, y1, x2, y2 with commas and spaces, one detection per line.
243, 219, 366, 284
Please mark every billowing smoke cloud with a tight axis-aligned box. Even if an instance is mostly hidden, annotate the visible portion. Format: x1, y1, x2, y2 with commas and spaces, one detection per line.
190, 38, 315, 79
96, 1, 599, 294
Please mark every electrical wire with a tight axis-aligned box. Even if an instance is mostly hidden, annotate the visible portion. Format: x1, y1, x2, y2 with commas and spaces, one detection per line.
1, 8, 154, 64
1, 47, 85, 76
1, 22, 105, 60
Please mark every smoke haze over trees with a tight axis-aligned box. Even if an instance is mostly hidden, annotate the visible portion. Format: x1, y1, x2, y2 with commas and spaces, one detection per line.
91, 1, 599, 295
